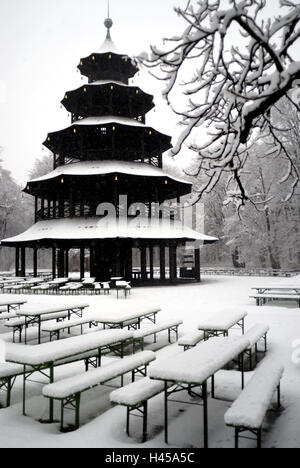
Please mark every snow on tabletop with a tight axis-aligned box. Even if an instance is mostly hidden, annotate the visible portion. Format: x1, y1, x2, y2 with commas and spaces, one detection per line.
15, 303, 89, 317
110, 377, 165, 406
0, 300, 27, 307
29, 160, 191, 186
5, 312, 69, 327
197, 309, 248, 331
42, 351, 156, 399
224, 354, 284, 429
244, 324, 270, 347
133, 319, 183, 338
2, 217, 218, 245
5, 330, 134, 366
178, 331, 205, 346
93, 305, 161, 323
41, 317, 95, 332
148, 336, 250, 384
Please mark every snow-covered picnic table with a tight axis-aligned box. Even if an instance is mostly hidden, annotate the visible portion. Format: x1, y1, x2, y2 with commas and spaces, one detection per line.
5, 329, 134, 421
198, 309, 248, 340
95, 306, 161, 329
252, 284, 300, 294
148, 335, 250, 448
0, 299, 27, 313
15, 302, 90, 344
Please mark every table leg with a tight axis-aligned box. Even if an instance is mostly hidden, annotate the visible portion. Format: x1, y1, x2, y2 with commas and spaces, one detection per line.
49, 364, 54, 422
203, 381, 208, 449
240, 353, 245, 389
164, 381, 168, 444
38, 317, 41, 345
22, 365, 26, 416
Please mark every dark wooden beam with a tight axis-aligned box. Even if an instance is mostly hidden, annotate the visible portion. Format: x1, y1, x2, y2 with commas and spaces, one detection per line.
141, 246, 147, 281
52, 247, 57, 279
20, 248, 26, 277
160, 245, 166, 280
15, 247, 20, 277
80, 246, 85, 280
195, 248, 201, 283
33, 248, 38, 278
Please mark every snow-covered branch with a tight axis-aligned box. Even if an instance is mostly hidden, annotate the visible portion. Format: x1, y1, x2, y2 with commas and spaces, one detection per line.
138, 0, 300, 205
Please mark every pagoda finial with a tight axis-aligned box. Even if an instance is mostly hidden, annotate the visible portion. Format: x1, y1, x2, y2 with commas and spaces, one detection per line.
104, 1, 113, 39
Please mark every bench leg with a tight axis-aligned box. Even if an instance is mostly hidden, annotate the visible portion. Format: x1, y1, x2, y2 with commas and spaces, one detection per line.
126, 407, 130, 437
277, 384, 281, 410
61, 400, 65, 432
142, 401, 148, 443
235, 428, 239, 449
75, 393, 81, 429
257, 428, 262, 449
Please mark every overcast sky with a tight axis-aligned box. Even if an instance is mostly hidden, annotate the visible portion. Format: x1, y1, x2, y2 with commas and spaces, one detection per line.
0, 0, 287, 186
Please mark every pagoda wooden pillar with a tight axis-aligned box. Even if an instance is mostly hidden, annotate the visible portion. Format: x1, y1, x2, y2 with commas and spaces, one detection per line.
159, 244, 166, 280
149, 245, 154, 280
169, 242, 177, 283
80, 246, 85, 280
195, 248, 201, 283
15, 247, 20, 277
52, 247, 57, 279
141, 246, 147, 281
124, 244, 133, 282
90, 247, 95, 277
57, 248, 65, 278
65, 248, 69, 278
20, 248, 26, 277
33, 248, 38, 278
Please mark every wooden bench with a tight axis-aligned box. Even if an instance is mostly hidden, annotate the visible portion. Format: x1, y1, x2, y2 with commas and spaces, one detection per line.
178, 331, 205, 351
42, 351, 156, 431
0, 363, 25, 407
0, 312, 18, 322
250, 293, 300, 307
110, 377, 169, 442
243, 324, 270, 370
133, 320, 183, 352
5, 312, 69, 343
41, 317, 99, 341
224, 355, 284, 448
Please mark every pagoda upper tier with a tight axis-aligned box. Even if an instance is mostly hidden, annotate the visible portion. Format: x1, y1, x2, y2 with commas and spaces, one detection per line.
78, 52, 138, 84
43, 117, 172, 166
61, 82, 154, 121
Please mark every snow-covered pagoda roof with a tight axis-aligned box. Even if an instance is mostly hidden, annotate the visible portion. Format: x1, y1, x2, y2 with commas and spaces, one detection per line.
1, 217, 218, 245
28, 161, 192, 186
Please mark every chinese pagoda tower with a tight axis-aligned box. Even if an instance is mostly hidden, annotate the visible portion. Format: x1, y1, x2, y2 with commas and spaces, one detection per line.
2, 12, 217, 284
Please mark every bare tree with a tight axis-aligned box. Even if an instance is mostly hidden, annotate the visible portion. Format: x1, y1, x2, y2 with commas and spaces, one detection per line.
138, 0, 300, 206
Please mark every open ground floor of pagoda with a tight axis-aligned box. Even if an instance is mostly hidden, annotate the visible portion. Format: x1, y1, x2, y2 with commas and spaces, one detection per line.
0, 275, 299, 449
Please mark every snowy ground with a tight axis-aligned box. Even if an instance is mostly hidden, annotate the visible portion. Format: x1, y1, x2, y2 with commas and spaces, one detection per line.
0, 275, 299, 448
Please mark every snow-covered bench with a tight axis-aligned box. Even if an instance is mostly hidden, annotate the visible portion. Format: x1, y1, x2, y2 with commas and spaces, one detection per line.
43, 351, 156, 431
178, 331, 205, 351
133, 319, 183, 352
5, 312, 69, 343
0, 363, 25, 407
250, 293, 300, 307
224, 355, 284, 448
0, 312, 18, 322
41, 317, 99, 341
110, 377, 169, 442
244, 324, 270, 370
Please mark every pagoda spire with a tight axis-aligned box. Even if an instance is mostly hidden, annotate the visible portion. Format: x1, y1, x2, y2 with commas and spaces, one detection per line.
98, 0, 118, 53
